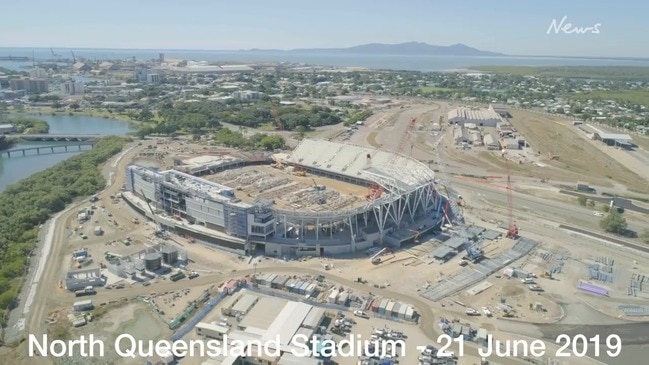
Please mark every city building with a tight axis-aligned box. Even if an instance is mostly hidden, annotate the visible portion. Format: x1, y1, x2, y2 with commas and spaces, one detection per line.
29, 68, 48, 78
147, 73, 161, 83
9, 78, 49, 93
231, 90, 263, 101
447, 107, 502, 127
61, 80, 85, 95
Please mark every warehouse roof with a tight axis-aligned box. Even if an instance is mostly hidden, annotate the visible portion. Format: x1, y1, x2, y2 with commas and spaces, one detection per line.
263, 301, 313, 346
594, 132, 633, 141
448, 107, 502, 121
231, 293, 258, 313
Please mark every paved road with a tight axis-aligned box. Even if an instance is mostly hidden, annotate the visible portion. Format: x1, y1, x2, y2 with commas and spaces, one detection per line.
21, 142, 141, 365
559, 190, 649, 215
451, 178, 647, 234
560, 225, 649, 254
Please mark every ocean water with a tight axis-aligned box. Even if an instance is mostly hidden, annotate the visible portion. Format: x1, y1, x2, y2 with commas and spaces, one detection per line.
2, 47, 649, 72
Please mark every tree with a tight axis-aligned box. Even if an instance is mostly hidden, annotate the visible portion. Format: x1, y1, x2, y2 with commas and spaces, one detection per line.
258, 135, 285, 150
641, 230, 649, 244
577, 196, 588, 206
599, 210, 628, 235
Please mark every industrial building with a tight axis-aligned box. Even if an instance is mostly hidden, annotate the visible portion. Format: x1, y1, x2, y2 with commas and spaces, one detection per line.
122, 139, 448, 257
222, 293, 260, 317
61, 80, 85, 95
9, 78, 49, 93
489, 103, 511, 118
105, 243, 186, 279
447, 107, 502, 127
592, 132, 635, 149
231, 90, 263, 101
196, 322, 229, 340
197, 293, 327, 364
64, 268, 105, 291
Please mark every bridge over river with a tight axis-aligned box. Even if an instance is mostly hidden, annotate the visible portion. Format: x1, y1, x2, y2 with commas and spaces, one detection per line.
17, 134, 101, 142
1, 143, 95, 158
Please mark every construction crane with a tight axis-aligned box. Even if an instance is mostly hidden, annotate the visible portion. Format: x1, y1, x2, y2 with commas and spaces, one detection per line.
505, 157, 519, 239
141, 189, 167, 238
464, 241, 484, 263
50, 48, 61, 58
389, 117, 417, 163
70, 50, 76, 63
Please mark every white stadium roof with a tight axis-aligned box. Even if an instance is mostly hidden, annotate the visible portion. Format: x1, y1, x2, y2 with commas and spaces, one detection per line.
287, 139, 434, 192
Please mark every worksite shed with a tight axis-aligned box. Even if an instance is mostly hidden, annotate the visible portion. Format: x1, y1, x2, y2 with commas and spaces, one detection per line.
73, 300, 93, 312
385, 301, 395, 315
378, 299, 389, 315
328, 290, 338, 303
337, 292, 349, 306
391, 302, 402, 317
405, 306, 414, 320
299, 282, 310, 294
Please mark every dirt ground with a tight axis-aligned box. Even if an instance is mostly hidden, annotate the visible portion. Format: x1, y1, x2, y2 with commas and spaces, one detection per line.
506, 110, 648, 191
207, 165, 368, 211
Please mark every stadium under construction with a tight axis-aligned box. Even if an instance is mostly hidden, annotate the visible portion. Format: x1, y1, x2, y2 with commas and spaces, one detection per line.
122, 139, 450, 257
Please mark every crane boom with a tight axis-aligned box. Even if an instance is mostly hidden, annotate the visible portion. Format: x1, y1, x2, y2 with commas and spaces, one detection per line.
141, 189, 163, 234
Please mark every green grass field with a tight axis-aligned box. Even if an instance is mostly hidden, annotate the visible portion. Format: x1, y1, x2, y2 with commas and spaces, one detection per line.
419, 86, 457, 93
569, 89, 649, 107
471, 66, 649, 81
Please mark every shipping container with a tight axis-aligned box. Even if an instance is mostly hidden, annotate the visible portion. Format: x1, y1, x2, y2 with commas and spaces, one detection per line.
405, 306, 414, 320
378, 299, 389, 315
337, 292, 349, 306
391, 302, 402, 317
305, 283, 316, 295
385, 300, 395, 316
328, 290, 338, 303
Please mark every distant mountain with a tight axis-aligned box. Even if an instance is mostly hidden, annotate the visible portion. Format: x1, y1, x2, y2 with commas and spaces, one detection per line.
243, 42, 505, 57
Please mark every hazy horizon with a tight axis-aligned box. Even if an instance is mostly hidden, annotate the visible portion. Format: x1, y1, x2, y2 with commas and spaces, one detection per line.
2, 0, 647, 58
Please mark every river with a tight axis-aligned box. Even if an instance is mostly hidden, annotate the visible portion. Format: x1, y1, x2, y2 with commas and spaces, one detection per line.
0, 114, 134, 191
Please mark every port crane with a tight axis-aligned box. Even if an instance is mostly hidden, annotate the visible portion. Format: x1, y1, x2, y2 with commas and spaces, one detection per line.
141, 189, 168, 238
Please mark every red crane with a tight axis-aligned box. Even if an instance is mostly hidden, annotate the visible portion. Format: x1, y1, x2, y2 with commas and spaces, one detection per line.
390, 117, 417, 162
505, 157, 519, 239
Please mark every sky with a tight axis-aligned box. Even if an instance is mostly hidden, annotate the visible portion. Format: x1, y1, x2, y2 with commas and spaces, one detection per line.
1, 0, 647, 57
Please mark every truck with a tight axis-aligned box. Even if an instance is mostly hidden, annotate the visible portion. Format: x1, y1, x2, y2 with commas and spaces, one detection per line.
170, 271, 186, 282
74, 286, 96, 297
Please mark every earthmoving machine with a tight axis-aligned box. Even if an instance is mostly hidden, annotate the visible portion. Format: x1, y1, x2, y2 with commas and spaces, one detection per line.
463, 241, 484, 263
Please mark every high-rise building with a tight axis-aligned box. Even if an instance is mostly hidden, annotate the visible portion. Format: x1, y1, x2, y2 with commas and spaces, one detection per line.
9, 78, 49, 93
147, 74, 161, 83
159, 53, 165, 63
61, 81, 85, 95
29, 68, 48, 78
